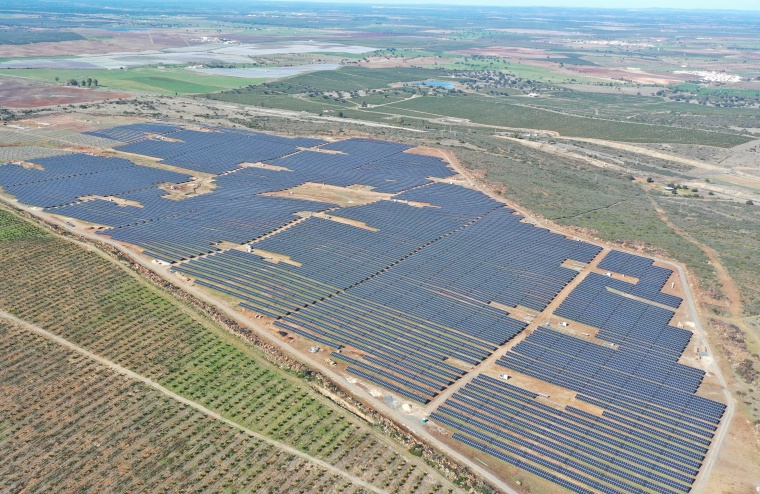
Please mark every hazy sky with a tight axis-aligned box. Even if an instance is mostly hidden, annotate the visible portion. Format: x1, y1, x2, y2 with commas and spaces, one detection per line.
313, 0, 760, 9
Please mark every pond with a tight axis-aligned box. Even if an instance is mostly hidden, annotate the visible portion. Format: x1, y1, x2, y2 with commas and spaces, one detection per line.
413, 80, 454, 89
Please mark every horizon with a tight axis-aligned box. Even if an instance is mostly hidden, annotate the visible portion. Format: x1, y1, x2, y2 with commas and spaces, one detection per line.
290, 0, 760, 11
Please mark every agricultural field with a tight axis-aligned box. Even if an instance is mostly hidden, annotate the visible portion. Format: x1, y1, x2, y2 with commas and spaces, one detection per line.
211, 68, 754, 146
0, 321, 366, 494
0, 76, 132, 108
384, 96, 751, 146
1, 67, 262, 95
216, 67, 449, 98
0, 207, 456, 494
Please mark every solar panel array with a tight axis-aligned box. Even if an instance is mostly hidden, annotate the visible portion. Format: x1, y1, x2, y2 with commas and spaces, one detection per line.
429, 252, 722, 492
0, 145, 71, 163
599, 250, 683, 307
1, 123, 725, 492
117, 128, 315, 175
500, 328, 706, 400
264, 139, 451, 194
8, 126, 458, 262
384, 208, 602, 312
174, 249, 341, 318
106, 194, 332, 262
0, 154, 191, 208
82, 122, 182, 143
431, 374, 716, 494
554, 273, 689, 358
327, 153, 452, 193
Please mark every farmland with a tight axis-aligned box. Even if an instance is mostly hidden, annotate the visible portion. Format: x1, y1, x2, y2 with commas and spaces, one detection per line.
0, 207, 456, 494
1, 67, 263, 95
0, 320, 366, 494
0, 76, 132, 108
211, 68, 753, 146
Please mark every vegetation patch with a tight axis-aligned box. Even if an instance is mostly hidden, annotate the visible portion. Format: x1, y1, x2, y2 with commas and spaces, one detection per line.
0, 209, 47, 241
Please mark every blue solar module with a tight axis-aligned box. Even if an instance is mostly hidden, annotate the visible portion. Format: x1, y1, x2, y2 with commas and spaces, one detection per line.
0, 154, 191, 208
3, 122, 723, 494
554, 272, 688, 357
598, 250, 682, 308
83, 122, 181, 143
495, 327, 725, 425
116, 126, 321, 175
102, 194, 331, 262
318, 137, 412, 155
599, 250, 655, 278
431, 372, 717, 494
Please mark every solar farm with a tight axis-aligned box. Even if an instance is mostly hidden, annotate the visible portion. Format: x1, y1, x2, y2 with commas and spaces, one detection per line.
0, 122, 727, 494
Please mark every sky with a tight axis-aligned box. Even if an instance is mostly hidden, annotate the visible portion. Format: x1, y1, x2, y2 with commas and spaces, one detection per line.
303, 0, 760, 9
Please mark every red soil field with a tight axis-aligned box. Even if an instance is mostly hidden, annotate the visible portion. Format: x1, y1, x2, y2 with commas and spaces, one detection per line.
0, 78, 130, 108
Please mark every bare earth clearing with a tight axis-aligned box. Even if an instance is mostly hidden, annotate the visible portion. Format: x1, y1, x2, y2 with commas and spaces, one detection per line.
0, 77, 131, 108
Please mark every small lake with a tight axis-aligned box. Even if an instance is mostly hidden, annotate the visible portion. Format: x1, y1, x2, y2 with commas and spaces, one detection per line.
413, 80, 454, 89
190, 63, 341, 79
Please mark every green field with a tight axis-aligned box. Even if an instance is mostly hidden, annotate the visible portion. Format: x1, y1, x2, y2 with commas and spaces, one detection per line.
383, 95, 751, 146
217, 66, 449, 95
1, 67, 265, 94
524, 91, 760, 132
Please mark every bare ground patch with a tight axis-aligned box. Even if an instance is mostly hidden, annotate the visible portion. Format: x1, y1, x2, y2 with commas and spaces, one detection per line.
79, 195, 143, 208
158, 177, 216, 200
0, 29, 198, 58
0, 77, 130, 108
263, 182, 392, 207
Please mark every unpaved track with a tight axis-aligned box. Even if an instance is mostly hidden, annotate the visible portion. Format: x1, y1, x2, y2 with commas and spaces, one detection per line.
649, 197, 760, 346
559, 138, 724, 171
650, 200, 743, 317
642, 198, 739, 493
0, 310, 389, 494
663, 263, 736, 494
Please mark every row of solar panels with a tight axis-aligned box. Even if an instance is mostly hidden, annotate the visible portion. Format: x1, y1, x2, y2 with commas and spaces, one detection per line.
432, 244, 721, 492
432, 375, 711, 494
0, 154, 191, 208
555, 273, 690, 358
